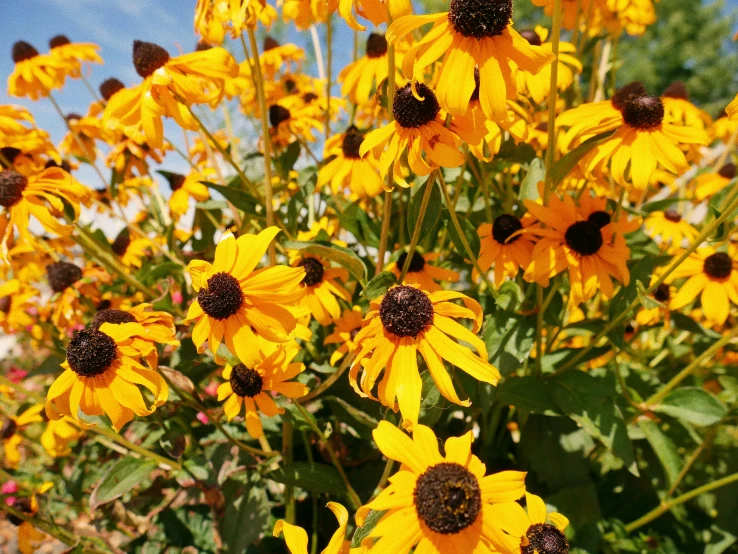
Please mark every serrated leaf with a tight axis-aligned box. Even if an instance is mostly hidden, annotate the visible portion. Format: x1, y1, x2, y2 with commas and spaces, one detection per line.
407, 178, 442, 239
363, 271, 397, 300
284, 240, 367, 283
652, 387, 727, 427
268, 462, 347, 497
89, 457, 156, 510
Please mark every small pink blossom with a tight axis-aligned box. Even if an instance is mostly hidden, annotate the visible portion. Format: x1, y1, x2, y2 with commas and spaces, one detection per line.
196, 412, 209, 424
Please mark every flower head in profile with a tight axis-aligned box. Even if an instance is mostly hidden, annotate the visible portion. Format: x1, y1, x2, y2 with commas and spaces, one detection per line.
275, 502, 349, 554
0, 279, 38, 334
339, 0, 412, 31
7, 40, 73, 100
2, 404, 44, 468
185, 227, 306, 365
47, 35, 102, 79
387, 250, 460, 292
644, 209, 698, 251
217, 340, 307, 438
360, 83, 464, 188
324, 306, 364, 365
692, 163, 736, 202
357, 421, 526, 554
194, 0, 277, 45
338, 33, 406, 105
350, 284, 499, 427
477, 213, 536, 287
387, 0, 554, 120
318, 126, 384, 199
41, 417, 84, 458
45, 323, 168, 431
294, 255, 352, 326
159, 170, 211, 218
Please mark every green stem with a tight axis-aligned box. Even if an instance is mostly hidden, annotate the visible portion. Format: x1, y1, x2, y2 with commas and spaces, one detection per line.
325, 14, 333, 140
543, 0, 563, 200
283, 420, 296, 523
535, 286, 544, 376
550, 191, 738, 376
0, 504, 77, 547
299, 352, 355, 404
399, 171, 438, 282
667, 427, 718, 498
376, 191, 393, 274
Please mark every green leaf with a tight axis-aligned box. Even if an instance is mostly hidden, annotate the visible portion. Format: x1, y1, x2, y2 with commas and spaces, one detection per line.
638, 420, 682, 487
220, 481, 270, 552
202, 181, 259, 215
636, 280, 664, 310
519, 158, 545, 202
363, 271, 397, 300
352, 509, 386, 548
640, 197, 688, 213
340, 202, 380, 248
549, 130, 615, 186
495, 376, 557, 413
442, 210, 481, 259
285, 240, 367, 283
653, 387, 727, 426
136, 262, 183, 285
89, 457, 156, 510
496, 281, 523, 312
268, 462, 347, 497
325, 396, 379, 428
407, 178, 442, 239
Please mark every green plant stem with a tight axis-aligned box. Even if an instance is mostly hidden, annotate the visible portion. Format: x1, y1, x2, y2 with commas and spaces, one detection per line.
325, 15, 333, 140
543, 0, 563, 200
376, 192, 393, 274
645, 327, 738, 407
293, 403, 361, 511
550, 190, 738, 376
0, 503, 77, 546
299, 352, 356, 404
535, 286, 545, 376
667, 427, 718, 498
247, 27, 277, 265
399, 171, 438, 282
283, 420, 296, 523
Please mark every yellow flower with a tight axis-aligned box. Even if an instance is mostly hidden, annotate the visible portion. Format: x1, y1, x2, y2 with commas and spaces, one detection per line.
41, 417, 84, 458
295, 255, 352, 326
485, 492, 570, 552
160, 170, 212, 218
324, 306, 364, 365
194, 0, 277, 44
260, 37, 305, 80
274, 502, 349, 554
318, 126, 384, 199
356, 421, 526, 553
338, 34, 405, 105
103, 41, 239, 148
0, 279, 37, 333
216, 340, 307, 438
2, 404, 44, 468
185, 227, 306, 365
7, 41, 72, 100
339, 0, 412, 31
350, 284, 499, 428
47, 35, 102, 78
45, 322, 168, 431
692, 164, 736, 202
477, 214, 536, 288
282, 0, 337, 30
387, 250, 460, 292
360, 83, 464, 188
668, 246, 738, 326
108, 227, 156, 269
524, 194, 638, 303
532, 0, 609, 33
0, 167, 90, 254
643, 210, 699, 251
387, 0, 554, 120
635, 275, 674, 328
10, 482, 54, 554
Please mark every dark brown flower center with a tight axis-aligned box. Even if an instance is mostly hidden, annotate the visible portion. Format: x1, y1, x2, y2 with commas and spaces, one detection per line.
263, 36, 280, 51
662, 81, 688, 100
198, 272, 244, 319
587, 210, 611, 229
611, 81, 647, 113
564, 221, 603, 256
229, 363, 263, 397
269, 104, 291, 127
12, 41, 39, 63
653, 283, 671, 303
99, 78, 125, 101
397, 251, 426, 273
342, 126, 364, 159
447, 0, 513, 39
0, 170, 27, 208
0, 419, 17, 440
703, 252, 733, 279
492, 214, 523, 244
299, 257, 325, 286
0, 147, 21, 168
111, 228, 131, 256
49, 35, 71, 49
622, 96, 664, 130
0, 296, 10, 313
8, 497, 32, 526
46, 261, 83, 293
164, 172, 186, 192
414, 462, 482, 535
45, 159, 71, 172
195, 41, 213, 52
519, 29, 542, 46
522, 523, 569, 554
719, 163, 736, 180
379, 285, 433, 337
303, 92, 318, 103
663, 209, 682, 223
132, 40, 170, 78
393, 83, 440, 129
366, 33, 388, 58
470, 67, 481, 102
66, 328, 117, 377
91, 309, 136, 330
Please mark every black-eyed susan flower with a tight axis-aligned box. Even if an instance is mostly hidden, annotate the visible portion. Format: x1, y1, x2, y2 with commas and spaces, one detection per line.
2, 404, 44, 468
40, 417, 84, 458
185, 227, 306, 366
160, 170, 211, 218
338, 33, 404, 105
324, 306, 363, 365
295, 255, 352, 326
46, 260, 108, 335
692, 164, 736, 202
6, 41, 72, 100
356, 421, 526, 553
643, 209, 698, 251
0, 279, 37, 334
635, 275, 674, 328
0, 167, 90, 253
714, 109, 738, 142
485, 492, 570, 553
194, 0, 277, 45
668, 246, 738, 326
47, 35, 102, 78
274, 502, 349, 554
531, 0, 608, 32
216, 340, 307, 438
360, 83, 464, 188
260, 37, 305, 80
7, 482, 54, 554
524, 194, 638, 303
318, 126, 384, 199
387, 250, 460, 291
282, 0, 336, 30
108, 227, 155, 269
387, 0, 554, 120
477, 213, 536, 288
269, 94, 326, 148
339, 0, 412, 30
45, 322, 168, 431
103, 41, 239, 148
350, 284, 499, 427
